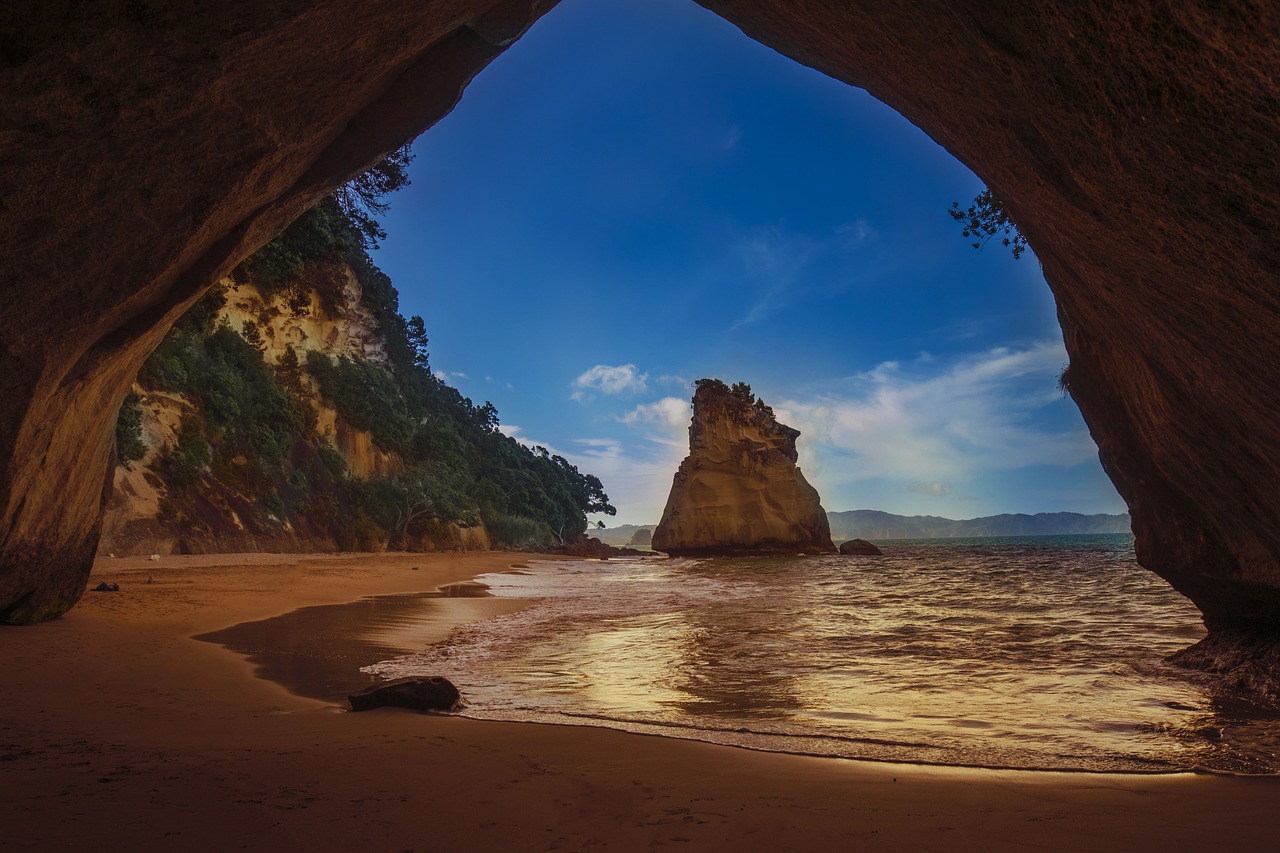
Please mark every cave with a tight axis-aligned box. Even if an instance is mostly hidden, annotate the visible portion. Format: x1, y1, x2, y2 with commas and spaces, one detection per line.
1, 1, 1278, 642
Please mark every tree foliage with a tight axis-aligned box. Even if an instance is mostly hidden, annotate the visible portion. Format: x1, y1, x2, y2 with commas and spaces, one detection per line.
333, 145, 414, 250
136, 147, 614, 550
948, 188, 1028, 260
114, 394, 147, 466
696, 377, 773, 415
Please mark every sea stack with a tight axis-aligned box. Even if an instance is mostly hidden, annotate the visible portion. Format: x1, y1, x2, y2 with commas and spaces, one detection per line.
652, 380, 836, 557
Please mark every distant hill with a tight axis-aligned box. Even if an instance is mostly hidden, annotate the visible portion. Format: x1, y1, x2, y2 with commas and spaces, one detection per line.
598, 510, 1131, 549
592, 524, 655, 548
826, 510, 1131, 541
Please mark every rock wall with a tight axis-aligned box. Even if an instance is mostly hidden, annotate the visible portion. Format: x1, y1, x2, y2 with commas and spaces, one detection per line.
2, 2, 1279, 632
0, 0, 558, 622
97, 273, 405, 557
693, 1, 1280, 635
653, 384, 835, 556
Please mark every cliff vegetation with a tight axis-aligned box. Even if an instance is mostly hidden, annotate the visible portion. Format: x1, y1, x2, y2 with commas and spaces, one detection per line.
106, 154, 614, 555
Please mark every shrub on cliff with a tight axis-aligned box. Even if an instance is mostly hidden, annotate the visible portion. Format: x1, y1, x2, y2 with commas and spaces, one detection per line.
114, 394, 146, 466
949, 188, 1028, 260
127, 150, 615, 550
305, 352, 414, 454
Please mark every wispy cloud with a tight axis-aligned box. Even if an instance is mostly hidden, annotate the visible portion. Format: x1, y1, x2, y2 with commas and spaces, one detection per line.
728, 221, 881, 329
835, 218, 877, 247
572, 363, 649, 401
731, 227, 807, 329
722, 123, 742, 152
433, 369, 467, 382
775, 340, 1093, 491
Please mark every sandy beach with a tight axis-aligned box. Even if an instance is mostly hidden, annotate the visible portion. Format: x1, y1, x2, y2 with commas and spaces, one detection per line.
2, 551, 1278, 851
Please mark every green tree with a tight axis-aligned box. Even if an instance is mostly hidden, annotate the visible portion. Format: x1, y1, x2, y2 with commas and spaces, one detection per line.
114, 393, 147, 466
948, 188, 1028, 260
333, 144, 414, 249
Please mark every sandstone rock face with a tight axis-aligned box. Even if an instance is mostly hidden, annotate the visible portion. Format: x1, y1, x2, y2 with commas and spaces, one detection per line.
653, 384, 835, 557
2, 2, 1280, 636
97, 273, 405, 557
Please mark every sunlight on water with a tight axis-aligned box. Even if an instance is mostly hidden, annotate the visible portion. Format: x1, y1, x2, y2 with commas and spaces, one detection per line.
366, 536, 1280, 773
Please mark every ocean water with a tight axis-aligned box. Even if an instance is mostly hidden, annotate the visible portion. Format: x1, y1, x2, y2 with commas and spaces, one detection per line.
365, 535, 1280, 774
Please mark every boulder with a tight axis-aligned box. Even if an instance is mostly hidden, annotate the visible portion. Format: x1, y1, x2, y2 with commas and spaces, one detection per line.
839, 539, 883, 556
348, 676, 462, 713
653, 381, 836, 557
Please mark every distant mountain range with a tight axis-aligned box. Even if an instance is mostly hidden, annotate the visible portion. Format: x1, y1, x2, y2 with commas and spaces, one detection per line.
825, 510, 1131, 541
596, 510, 1131, 547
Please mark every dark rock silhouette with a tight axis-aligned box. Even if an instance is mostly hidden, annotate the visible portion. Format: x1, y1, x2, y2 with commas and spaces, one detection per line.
348, 676, 462, 713
0, 2, 1278, 647
839, 539, 882, 556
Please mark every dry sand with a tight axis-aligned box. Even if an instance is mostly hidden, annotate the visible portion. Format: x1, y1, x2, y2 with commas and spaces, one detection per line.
2, 551, 1278, 851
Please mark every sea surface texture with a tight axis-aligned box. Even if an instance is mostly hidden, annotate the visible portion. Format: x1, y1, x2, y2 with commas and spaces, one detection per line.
366, 535, 1280, 773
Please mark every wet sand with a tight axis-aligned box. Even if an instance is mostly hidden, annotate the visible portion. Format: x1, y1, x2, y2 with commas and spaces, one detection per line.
2, 551, 1278, 851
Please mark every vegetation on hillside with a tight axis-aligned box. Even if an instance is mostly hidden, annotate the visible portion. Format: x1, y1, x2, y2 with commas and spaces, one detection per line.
114, 394, 146, 466
119, 148, 614, 550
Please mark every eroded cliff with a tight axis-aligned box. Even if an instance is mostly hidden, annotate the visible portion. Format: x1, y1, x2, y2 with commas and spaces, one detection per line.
653, 381, 835, 557
99, 271, 407, 556
2, 2, 1279, 636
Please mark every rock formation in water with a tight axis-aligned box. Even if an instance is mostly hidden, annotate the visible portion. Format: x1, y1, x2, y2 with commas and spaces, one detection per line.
839, 539, 883, 556
652, 381, 835, 557
625, 528, 653, 550
3, 3, 1280, 640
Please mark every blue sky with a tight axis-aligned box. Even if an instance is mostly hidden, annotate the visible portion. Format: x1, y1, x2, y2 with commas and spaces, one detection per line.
375, 0, 1126, 526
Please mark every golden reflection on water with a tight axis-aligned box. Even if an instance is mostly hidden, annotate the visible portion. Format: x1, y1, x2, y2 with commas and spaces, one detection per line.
368, 538, 1280, 773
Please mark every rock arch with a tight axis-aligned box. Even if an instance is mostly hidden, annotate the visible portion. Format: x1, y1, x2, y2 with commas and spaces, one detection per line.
1, 1, 1278, 638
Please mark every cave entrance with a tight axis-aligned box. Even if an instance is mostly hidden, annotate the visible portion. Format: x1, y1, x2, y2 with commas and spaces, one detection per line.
5, 0, 1278, 635
368, 0, 1125, 530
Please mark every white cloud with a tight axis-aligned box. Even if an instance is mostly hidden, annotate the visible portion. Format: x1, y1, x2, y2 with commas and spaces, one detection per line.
572, 363, 649, 400
433, 369, 467, 382
776, 340, 1094, 492
498, 424, 541, 450
499, 424, 684, 526
620, 397, 690, 435
908, 481, 952, 497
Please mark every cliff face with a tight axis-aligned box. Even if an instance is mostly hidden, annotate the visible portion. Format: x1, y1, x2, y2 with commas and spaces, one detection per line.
3, 2, 1280, 634
653, 384, 835, 557
99, 272, 405, 557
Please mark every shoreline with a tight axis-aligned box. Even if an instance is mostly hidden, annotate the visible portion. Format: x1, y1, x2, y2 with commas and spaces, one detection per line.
2, 551, 1279, 849
215, 566, 1212, 776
